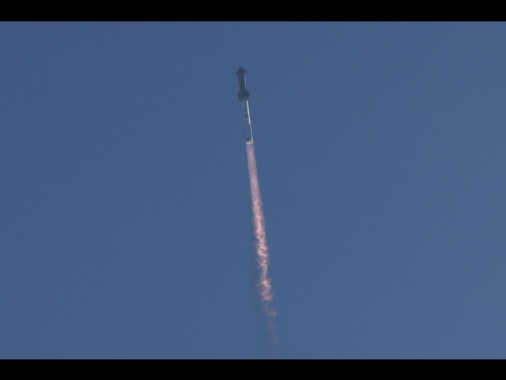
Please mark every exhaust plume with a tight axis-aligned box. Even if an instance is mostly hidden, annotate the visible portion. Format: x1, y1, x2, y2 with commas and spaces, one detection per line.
246, 143, 277, 336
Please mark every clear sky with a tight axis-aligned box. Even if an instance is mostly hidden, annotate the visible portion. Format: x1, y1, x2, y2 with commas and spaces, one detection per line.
2, 21, 506, 359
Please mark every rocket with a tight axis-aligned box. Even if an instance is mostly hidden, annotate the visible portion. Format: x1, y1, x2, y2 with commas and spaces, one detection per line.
236, 67, 253, 144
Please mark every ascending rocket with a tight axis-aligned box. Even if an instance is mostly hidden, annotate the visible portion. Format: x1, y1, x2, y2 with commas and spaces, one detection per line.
236, 67, 253, 144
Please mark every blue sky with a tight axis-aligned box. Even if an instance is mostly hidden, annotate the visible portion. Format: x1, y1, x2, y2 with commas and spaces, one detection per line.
2, 22, 506, 358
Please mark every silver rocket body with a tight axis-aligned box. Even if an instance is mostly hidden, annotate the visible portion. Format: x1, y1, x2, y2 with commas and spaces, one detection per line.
241, 99, 253, 144
236, 67, 254, 144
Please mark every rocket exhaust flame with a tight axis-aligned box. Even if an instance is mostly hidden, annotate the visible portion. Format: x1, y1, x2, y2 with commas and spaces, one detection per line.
246, 143, 277, 319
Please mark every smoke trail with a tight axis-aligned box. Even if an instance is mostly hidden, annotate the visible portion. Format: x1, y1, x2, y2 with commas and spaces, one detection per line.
246, 143, 277, 342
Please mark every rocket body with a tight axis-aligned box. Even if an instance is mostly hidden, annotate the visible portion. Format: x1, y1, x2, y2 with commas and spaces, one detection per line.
236, 67, 250, 101
236, 67, 253, 144
241, 99, 253, 144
